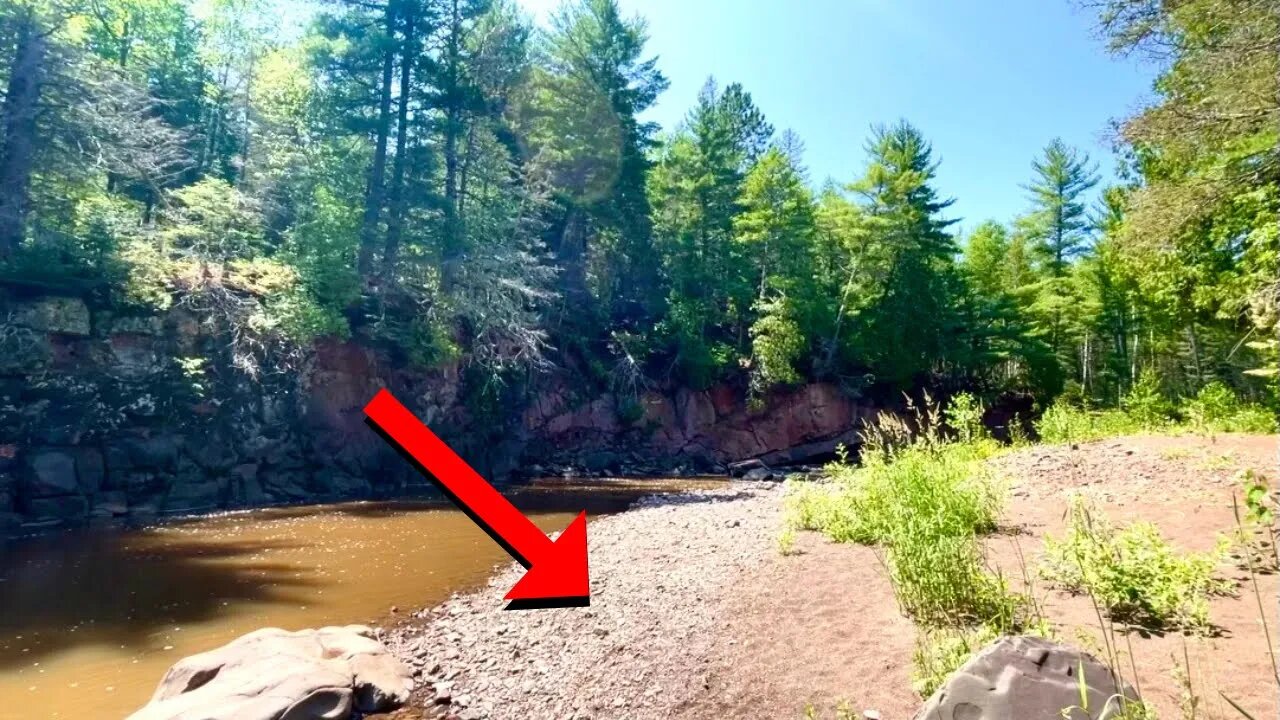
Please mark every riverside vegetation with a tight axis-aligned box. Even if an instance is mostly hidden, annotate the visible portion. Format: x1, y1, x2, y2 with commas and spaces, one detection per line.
787, 391, 1278, 718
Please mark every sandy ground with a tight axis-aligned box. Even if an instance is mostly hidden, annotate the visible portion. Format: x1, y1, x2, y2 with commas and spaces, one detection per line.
387, 433, 1278, 720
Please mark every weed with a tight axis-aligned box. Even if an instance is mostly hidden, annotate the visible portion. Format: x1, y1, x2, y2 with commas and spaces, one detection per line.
912, 624, 999, 697
800, 700, 857, 719
1198, 452, 1238, 472
1231, 471, 1278, 572
1035, 380, 1275, 445
944, 391, 986, 444
777, 526, 798, 556
790, 396, 1026, 627
1041, 498, 1234, 632
790, 438, 1013, 624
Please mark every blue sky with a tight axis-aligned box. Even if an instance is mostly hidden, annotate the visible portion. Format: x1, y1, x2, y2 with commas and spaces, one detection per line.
518, 0, 1158, 234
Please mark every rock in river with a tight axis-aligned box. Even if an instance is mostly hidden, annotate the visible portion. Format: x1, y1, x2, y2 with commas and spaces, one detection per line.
127, 625, 414, 720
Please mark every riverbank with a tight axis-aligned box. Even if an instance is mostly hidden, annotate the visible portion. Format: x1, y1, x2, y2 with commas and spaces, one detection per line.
384, 484, 786, 719
0, 480, 723, 719
386, 433, 1279, 720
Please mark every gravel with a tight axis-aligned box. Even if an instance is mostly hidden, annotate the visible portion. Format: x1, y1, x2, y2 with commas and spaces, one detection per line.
386, 483, 782, 720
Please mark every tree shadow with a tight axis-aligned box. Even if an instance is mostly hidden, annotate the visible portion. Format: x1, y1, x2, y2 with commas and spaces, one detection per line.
0, 531, 319, 670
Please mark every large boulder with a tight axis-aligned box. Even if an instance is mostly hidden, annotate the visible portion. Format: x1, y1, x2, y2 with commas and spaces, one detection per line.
914, 635, 1140, 720
127, 625, 414, 720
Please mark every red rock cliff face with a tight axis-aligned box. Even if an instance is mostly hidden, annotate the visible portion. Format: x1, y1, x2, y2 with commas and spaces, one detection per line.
0, 290, 872, 535
522, 381, 873, 471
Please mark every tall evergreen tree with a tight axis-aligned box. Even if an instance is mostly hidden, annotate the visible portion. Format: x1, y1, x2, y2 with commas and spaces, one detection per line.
847, 121, 961, 387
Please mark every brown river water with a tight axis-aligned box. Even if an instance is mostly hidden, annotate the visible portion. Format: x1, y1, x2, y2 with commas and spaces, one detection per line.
0, 478, 721, 720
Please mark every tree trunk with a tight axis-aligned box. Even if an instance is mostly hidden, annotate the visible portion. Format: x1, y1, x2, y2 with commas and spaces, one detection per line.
382, 1, 417, 277
1186, 322, 1204, 389
357, 1, 398, 279
558, 207, 588, 304
0, 12, 47, 258
440, 0, 463, 286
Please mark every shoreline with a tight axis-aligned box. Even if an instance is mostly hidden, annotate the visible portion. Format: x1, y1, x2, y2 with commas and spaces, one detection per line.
381, 433, 1280, 720
384, 483, 784, 720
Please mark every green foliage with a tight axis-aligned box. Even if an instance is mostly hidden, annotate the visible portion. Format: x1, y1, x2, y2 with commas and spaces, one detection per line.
1036, 377, 1276, 444
776, 525, 797, 556
1241, 471, 1275, 527
2, 0, 1276, 415
1186, 382, 1279, 434
944, 391, 986, 444
911, 624, 999, 698
1120, 371, 1175, 429
1034, 404, 1142, 444
749, 294, 806, 390
1041, 497, 1233, 632
160, 179, 265, 260
790, 399, 1017, 626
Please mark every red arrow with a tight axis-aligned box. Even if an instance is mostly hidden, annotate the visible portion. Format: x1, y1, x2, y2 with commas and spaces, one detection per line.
363, 389, 590, 604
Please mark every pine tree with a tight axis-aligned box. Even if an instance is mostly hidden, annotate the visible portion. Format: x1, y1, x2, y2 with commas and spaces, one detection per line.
847, 121, 961, 387
1022, 138, 1099, 277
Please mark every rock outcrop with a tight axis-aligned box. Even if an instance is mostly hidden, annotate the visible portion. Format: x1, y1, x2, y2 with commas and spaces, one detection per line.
523, 380, 872, 473
1, 288, 874, 535
126, 625, 413, 720
914, 635, 1141, 720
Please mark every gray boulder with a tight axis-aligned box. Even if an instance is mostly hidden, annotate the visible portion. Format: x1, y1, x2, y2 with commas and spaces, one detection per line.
914, 635, 1140, 720
127, 625, 414, 720
742, 467, 776, 481
727, 458, 768, 477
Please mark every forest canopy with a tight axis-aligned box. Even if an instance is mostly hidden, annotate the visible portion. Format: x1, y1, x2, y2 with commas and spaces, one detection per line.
0, 0, 1275, 411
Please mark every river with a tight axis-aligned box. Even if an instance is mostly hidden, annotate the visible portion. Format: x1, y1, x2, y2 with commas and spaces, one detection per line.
0, 478, 720, 720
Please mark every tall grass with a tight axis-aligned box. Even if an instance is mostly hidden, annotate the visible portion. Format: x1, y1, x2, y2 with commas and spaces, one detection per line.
789, 394, 1026, 629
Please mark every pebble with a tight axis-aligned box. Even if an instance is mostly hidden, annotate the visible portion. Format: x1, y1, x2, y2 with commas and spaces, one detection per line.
385, 485, 776, 719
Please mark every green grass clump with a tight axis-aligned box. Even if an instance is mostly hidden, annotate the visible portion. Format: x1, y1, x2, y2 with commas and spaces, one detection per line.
1041, 498, 1234, 632
789, 403, 1017, 626
791, 441, 1003, 546
911, 624, 1000, 697
1035, 404, 1145, 444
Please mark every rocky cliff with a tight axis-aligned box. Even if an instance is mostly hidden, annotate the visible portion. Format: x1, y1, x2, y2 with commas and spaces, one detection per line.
0, 290, 869, 536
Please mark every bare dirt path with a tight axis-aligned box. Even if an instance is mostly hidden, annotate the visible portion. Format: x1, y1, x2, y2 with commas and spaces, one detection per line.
387, 433, 1278, 720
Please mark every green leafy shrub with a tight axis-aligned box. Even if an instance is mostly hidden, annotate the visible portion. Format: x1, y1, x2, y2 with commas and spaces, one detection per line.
1035, 404, 1141, 444
912, 624, 999, 698
791, 440, 1001, 547
1186, 382, 1278, 434
944, 391, 986, 444
1121, 371, 1175, 429
1234, 470, 1278, 572
776, 526, 797, 556
1221, 405, 1279, 433
1185, 381, 1237, 430
1042, 498, 1233, 631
